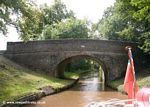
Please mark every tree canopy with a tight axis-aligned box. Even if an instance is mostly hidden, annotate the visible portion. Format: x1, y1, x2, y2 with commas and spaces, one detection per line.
18, 0, 90, 40
0, 0, 35, 35
42, 0, 74, 25
1, 0, 150, 53
98, 0, 150, 53
42, 18, 89, 39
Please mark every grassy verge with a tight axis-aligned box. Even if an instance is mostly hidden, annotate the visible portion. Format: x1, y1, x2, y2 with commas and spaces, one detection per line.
107, 67, 150, 92
64, 69, 93, 80
0, 56, 78, 105
64, 72, 79, 79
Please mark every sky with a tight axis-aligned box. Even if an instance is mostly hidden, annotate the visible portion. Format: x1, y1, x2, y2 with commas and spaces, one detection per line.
0, 0, 115, 50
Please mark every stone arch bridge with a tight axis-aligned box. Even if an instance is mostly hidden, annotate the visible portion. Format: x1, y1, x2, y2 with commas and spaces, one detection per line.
4, 39, 138, 83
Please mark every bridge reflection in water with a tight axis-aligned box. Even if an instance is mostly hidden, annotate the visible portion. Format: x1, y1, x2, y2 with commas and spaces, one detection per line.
26, 72, 127, 107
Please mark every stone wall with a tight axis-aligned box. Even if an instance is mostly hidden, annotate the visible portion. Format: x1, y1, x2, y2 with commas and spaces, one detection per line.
4, 39, 138, 82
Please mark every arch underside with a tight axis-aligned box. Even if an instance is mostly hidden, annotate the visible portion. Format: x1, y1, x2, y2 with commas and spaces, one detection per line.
55, 51, 127, 83
56, 54, 108, 83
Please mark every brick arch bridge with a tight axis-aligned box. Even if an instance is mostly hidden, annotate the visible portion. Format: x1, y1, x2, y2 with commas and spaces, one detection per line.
57, 54, 107, 81
4, 39, 138, 83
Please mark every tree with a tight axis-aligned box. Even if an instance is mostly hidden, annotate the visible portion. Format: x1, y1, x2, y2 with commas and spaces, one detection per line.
42, 18, 89, 39
88, 22, 101, 39
0, 0, 35, 35
98, 0, 135, 40
98, 6, 123, 40
98, 0, 150, 53
130, 0, 150, 53
41, 0, 74, 25
36, 0, 89, 40
18, 0, 75, 40
17, 7, 43, 41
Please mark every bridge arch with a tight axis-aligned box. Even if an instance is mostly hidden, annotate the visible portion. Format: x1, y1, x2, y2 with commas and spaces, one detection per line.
4, 39, 138, 81
56, 54, 108, 83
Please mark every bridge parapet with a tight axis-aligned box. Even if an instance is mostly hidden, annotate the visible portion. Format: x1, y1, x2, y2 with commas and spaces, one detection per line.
6, 39, 137, 54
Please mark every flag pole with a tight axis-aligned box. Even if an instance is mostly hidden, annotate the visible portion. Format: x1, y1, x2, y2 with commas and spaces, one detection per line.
125, 46, 136, 99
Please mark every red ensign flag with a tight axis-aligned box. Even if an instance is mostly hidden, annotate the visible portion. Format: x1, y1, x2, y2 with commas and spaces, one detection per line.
123, 47, 138, 103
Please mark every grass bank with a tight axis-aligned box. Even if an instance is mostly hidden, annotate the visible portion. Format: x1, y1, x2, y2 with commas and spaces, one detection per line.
0, 55, 79, 105
107, 67, 150, 92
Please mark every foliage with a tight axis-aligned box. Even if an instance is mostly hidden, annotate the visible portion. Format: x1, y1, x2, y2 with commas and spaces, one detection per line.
17, 6, 44, 41
98, 0, 137, 40
41, 0, 74, 25
98, 0, 150, 53
42, 18, 89, 39
0, 0, 90, 40
130, 0, 150, 53
0, 0, 35, 35
18, 0, 90, 40
18, 0, 89, 40
40, 0, 89, 39
108, 66, 150, 92
64, 72, 79, 79
88, 22, 101, 39
65, 59, 91, 72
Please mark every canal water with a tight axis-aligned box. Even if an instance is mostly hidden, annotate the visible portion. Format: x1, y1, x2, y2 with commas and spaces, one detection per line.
26, 72, 127, 107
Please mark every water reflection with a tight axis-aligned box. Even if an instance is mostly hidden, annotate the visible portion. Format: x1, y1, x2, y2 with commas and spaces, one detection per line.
25, 72, 127, 107
72, 72, 105, 91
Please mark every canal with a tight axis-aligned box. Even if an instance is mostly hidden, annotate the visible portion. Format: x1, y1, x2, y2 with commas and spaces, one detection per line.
26, 71, 127, 107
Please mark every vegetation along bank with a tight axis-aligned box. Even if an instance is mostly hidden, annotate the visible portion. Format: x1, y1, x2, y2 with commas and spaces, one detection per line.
0, 55, 79, 107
